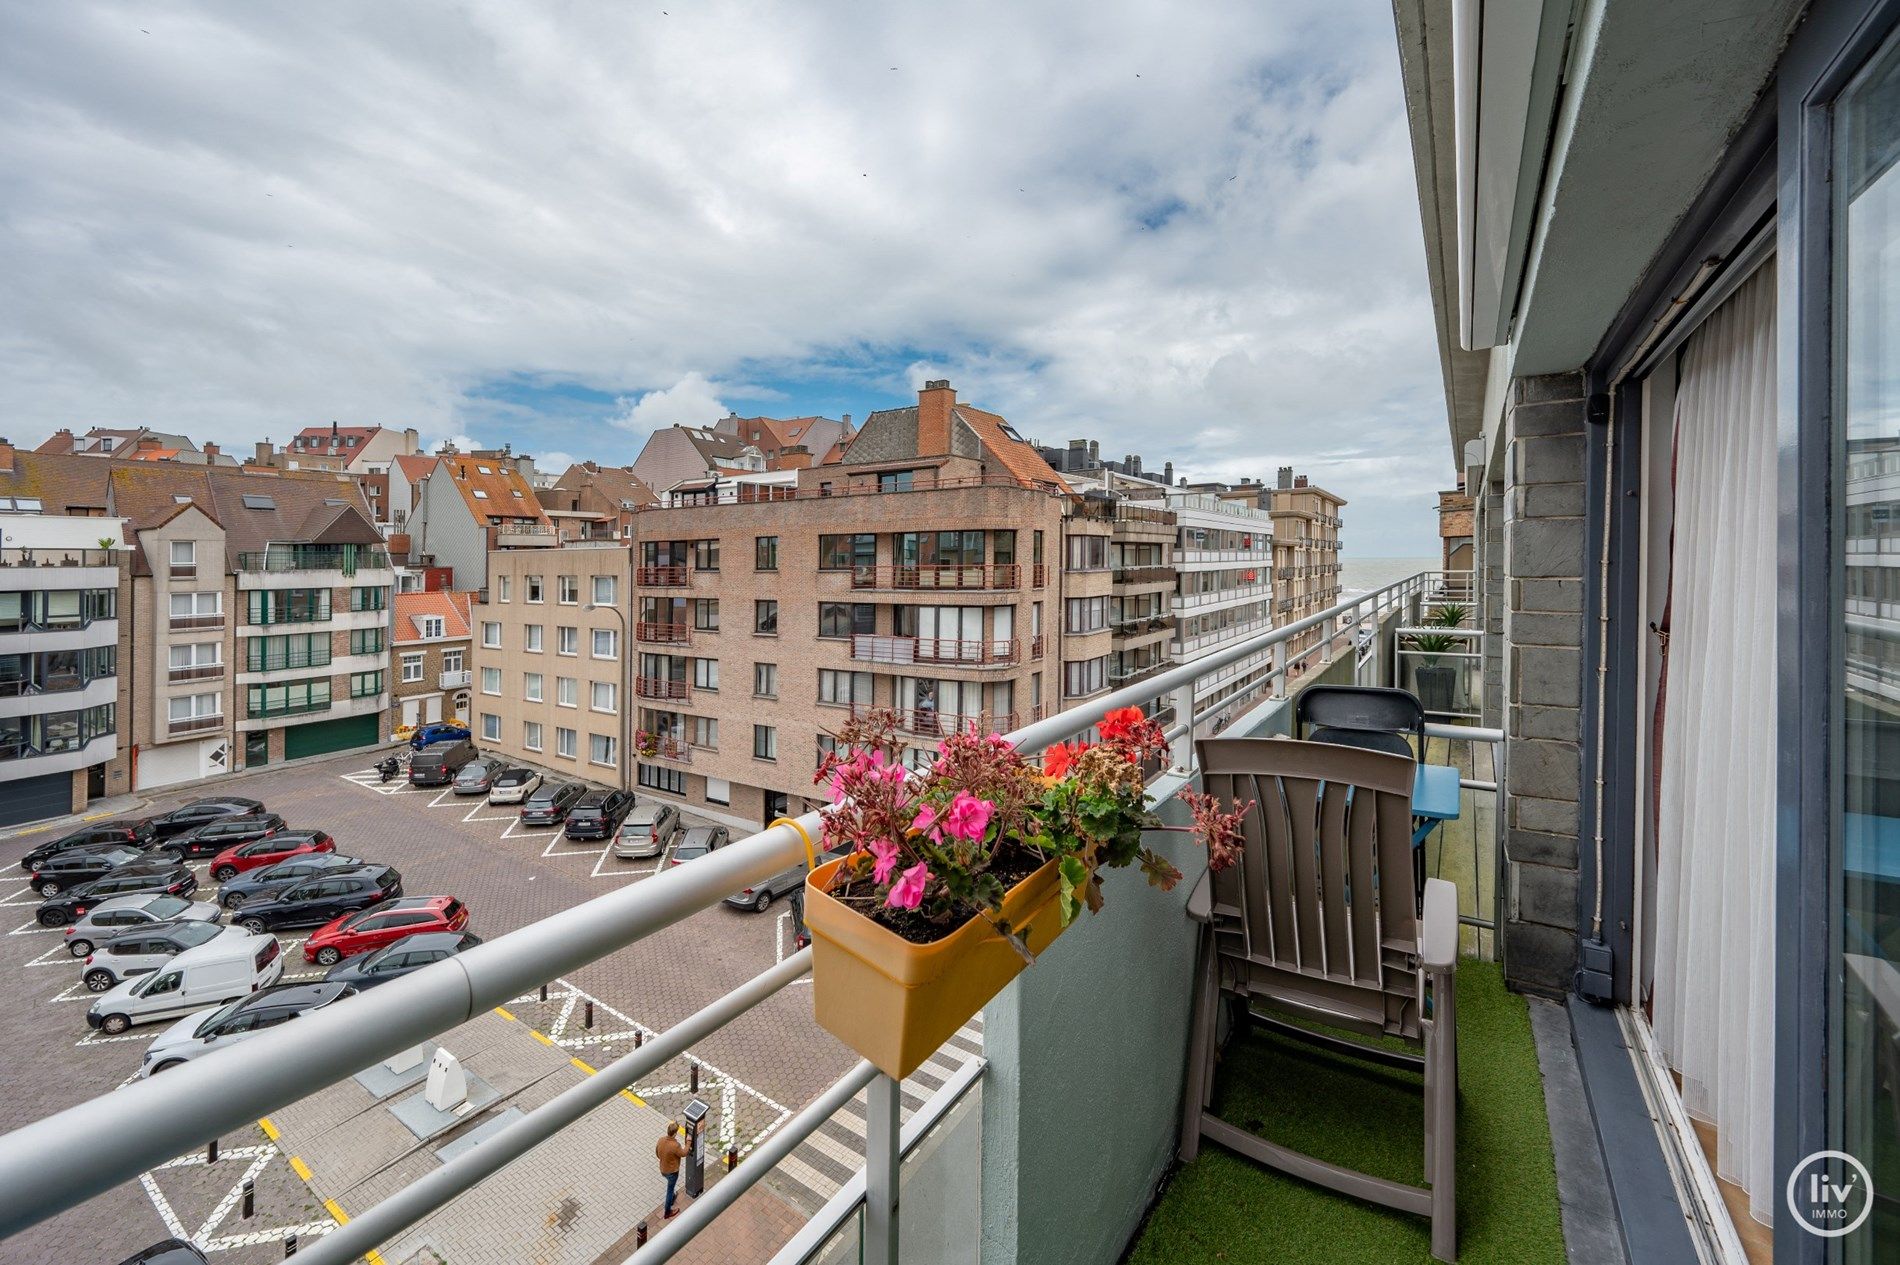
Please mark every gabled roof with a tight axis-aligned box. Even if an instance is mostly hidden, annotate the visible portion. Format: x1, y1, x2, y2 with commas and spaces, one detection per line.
392, 454, 440, 483
678, 427, 762, 465
391, 590, 475, 644
434, 455, 550, 527
550, 462, 657, 510
103, 463, 380, 573
952, 405, 1072, 493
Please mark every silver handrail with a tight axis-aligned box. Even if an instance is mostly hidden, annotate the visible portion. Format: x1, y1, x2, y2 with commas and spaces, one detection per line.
0, 568, 1447, 1248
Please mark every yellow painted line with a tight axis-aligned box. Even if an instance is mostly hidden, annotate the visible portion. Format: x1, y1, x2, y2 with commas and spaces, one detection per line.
619, 1088, 648, 1107
492, 1006, 516, 1022
257, 1117, 280, 1141
289, 1155, 313, 1181
528, 1029, 555, 1047
368, 1252, 386, 1265
324, 1197, 350, 1224
570, 1056, 596, 1075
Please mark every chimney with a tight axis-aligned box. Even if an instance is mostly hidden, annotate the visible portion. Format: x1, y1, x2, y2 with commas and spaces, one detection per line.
841, 414, 852, 430
255, 441, 272, 464
1277, 466, 1294, 490
1087, 440, 1100, 467
138, 436, 162, 452
0, 440, 13, 474
202, 442, 219, 461
404, 427, 419, 452
918, 380, 955, 456
777, 444, 813, 470
1162, 460, 1174, 485
1295, 475, 1309, 488
1178, 476, 1188, 487
1129, 455, 1142, 478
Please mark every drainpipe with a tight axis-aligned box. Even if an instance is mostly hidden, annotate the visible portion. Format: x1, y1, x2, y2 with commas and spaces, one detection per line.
1578, 391, 1615, 1002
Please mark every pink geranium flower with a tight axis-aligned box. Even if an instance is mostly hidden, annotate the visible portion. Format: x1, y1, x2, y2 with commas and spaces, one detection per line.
886, 862, 930, 910
910, 805, 939, 838
941, 792, 995, 843
868, 839, 901, 884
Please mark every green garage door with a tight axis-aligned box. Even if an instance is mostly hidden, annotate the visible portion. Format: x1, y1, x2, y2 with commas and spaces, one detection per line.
283, 714, 378, 761
0, 770, 73, 828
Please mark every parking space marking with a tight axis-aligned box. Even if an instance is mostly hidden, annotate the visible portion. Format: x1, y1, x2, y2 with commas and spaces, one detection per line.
10, 916, 58, 936
775, 912, 812, 985
24, 941, 81, 967
47, 977, 94, 1004
0, 878, 40, 907
138, 1138, 339, 1256
461, 801, 515, 824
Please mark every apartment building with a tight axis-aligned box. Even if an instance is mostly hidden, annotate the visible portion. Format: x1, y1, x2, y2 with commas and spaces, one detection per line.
0, 512, 132, 827
34, 428, 237, 466
0, 447, 393, 791
1259, 469, 1344, 661
268, 423, 420, 474
390, 590, 475, 730
1437, 475, 1474, 578
709, 413, 854, 467
402, 450, 556, 589
629, 425, 766, 495
538, 463, 656, 543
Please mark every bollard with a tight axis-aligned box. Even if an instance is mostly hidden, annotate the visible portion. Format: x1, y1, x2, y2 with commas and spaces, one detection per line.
584, 1000, 594, 1029
726, 1145, 738, 1171
241, 1179, 255, 1220
689, 1062, 699, 1093
635, 1220, 648, 1247
540, 983, 548, 1002
207, 1137, 218, 1165
284, 1233, 298, 1257
633, 1029, 642, 1048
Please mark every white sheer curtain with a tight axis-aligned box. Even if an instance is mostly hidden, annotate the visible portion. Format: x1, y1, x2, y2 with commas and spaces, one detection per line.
1652, 260, 1778, 1223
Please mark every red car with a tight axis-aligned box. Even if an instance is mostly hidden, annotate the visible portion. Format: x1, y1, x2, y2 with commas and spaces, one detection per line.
302, 896, 469, 965
208, 830, 335, 882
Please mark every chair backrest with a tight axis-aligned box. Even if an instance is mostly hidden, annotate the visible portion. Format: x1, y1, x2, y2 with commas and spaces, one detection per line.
1196, 737, 1423, 1037
1295, 685, 1424, 762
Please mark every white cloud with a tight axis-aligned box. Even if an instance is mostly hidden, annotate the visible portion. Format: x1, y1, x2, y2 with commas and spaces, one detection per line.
0, 0, 1450, 551
612, 373, 729, 434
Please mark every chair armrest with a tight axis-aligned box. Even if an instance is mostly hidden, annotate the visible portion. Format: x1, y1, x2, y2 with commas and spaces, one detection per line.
1185, 870, 1213, 923
1420, 877, 1457, 969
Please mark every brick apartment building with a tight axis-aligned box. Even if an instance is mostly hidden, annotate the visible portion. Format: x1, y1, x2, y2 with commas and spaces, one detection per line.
390, 590, 475, 731
467, 382, 1190, 831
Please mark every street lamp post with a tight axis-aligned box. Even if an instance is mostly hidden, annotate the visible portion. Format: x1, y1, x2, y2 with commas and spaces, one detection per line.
585, 603, 631, 795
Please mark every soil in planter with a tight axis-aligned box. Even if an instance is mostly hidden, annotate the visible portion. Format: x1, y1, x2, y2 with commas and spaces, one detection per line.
825, 837, 1049, 946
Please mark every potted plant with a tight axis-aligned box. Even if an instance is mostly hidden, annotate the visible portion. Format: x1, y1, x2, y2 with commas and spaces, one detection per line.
804, 707, 1210, 1078
634, 729, 660, 758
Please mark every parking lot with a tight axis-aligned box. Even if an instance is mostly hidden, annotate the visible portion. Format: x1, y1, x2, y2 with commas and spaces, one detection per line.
0, 749, 981, 1264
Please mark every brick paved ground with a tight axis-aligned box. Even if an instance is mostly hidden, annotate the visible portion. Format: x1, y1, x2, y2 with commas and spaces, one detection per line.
0, 748, 876, 1264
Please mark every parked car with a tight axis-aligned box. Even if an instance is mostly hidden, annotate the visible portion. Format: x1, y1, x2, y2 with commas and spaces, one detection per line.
409, 721, 471, 751
208, 829, 334, 882
28, 844, 145, 896
519, 780, 586, 826
726, 847, 836, 912
669, 826, 731, 867
114, 1239, 210, 1265
563, 790, 634, 841
613, 802, 682, 860
133, 797, 266, 840
452, 759, 499, 796
218, 853, 373, 910
82, 922, 245, 993
303, 896, 470, 964
19, 820, 156, 871
38, 862, 198, 926
230, 865, 403, 933
155, 812, 286, 862
86, 933, 283, 1035
323, 930, 483, 990
408, 739, 477, 787
64, 894, 220, 956
487, 766, 542, 804
138, 981, 355, 1077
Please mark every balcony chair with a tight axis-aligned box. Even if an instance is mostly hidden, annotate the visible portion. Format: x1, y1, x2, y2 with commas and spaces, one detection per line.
1294, 684, 1425, 760
1181, 737, 1460, 1261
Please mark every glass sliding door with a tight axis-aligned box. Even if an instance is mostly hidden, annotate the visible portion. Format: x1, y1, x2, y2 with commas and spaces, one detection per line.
1834, 28, 1900, 1259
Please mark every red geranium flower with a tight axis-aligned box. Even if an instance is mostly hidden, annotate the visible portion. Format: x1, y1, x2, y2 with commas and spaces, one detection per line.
1043, 741, 1088, 779
1098, 707, 1145, 742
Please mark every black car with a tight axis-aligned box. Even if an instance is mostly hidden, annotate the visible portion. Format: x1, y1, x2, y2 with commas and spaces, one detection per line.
231, 866, 403, 933
135, 797, 266, 840
114, 1240, 210, 1265
520, 780, 586, 826
409, 740, 477, 787
219, 852, 371, 910
157, 813, 286, 862
38, 862, 197, 926
19, 820, 156, 871
324, 930, 484, 990
29, 844, 146, 896
452, 759, 499, 795
563, 789, 635, 840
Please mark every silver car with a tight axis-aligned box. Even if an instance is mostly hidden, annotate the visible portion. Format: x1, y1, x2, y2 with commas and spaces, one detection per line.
82, 922, 248, 993
64, 894, 221, 958
138, 981, 355, 1078
613, 803, 682, 860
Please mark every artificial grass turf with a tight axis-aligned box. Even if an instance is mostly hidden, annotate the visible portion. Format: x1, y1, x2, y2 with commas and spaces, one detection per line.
1125, 959, 1567, 1265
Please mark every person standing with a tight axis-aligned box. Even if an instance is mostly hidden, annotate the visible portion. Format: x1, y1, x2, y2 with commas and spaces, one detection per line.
656, 1122, 686, 1217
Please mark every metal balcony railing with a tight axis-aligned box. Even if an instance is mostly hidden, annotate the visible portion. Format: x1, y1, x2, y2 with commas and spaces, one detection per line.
636, 676, 692, 701
636, 620, 690, 644
894, 709, 1019, 739
236, 545, 389, 573
637, 735, 693, 763
1112, 565, 1176, 586
168, 563, 197, 580
0, 547, 120, 568
168, 613, 224, 631
438, 669, 473, 690
0, 570, 1471, 1265
843, 563, 1021, 591
166, 664, 224, 684
636, 564, 689, 587
849, 634, 1019, 667
166, 714, 223, 736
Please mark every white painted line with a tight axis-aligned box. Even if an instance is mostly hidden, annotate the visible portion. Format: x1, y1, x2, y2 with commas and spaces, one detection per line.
10, 917, 57, 936
24, 941, 81, 967
76, 1027, 152, 1046
499, 817, 538, 840
205, 1223, 337, 1252
425, 787, 461, 809
462, 803, 515, 824
138, 1171, 188, 1240
47, 977, 94, 1004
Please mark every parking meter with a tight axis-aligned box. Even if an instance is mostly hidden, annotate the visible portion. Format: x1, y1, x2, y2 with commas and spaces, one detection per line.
682, 1097, 711, 1198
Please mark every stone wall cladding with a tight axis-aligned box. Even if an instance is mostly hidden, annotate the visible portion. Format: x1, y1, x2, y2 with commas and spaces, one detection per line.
1501, 371, 1587, 996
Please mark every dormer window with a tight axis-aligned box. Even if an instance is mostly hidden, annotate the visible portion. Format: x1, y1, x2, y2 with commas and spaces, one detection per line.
419, 615, 445, 638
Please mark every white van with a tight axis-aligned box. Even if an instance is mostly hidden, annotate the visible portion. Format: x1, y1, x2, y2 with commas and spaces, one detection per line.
85, 933, 283, 1035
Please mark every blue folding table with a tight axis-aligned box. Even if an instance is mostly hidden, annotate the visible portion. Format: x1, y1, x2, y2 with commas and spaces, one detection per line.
1410, 762, 1463, 898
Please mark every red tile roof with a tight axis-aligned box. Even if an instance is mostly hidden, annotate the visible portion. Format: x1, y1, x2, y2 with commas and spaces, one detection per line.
953, 405, 1072, 494
392, 590, 475, 643
435, 457, 550, 528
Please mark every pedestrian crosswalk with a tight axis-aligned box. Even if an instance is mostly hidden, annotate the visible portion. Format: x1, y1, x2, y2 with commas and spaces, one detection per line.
770, 1019, 985, 1213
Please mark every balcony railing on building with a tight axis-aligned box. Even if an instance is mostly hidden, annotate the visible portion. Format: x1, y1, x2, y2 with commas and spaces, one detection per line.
845, 563, 1022, 592
236, 544, 390, 574
1112, 565, 1177, 586
166, 714, 223, 736
637, 676, 692, 701
168, 563, 196, 580
246, 648, 332, 674
635, 620, 691, 645
438, 669, 473, 690
850, 634, 1019, 668
492, 523, 559, 547
639, 734, 692, 763
168, 612, 223, 632
895, 708, 1019, 739
637, 564, 689, 587
166, 664, 223, 684
247, 699, 331, 721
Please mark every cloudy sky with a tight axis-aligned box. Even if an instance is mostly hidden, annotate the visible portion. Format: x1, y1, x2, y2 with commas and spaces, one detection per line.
0, 1, 1450, 555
